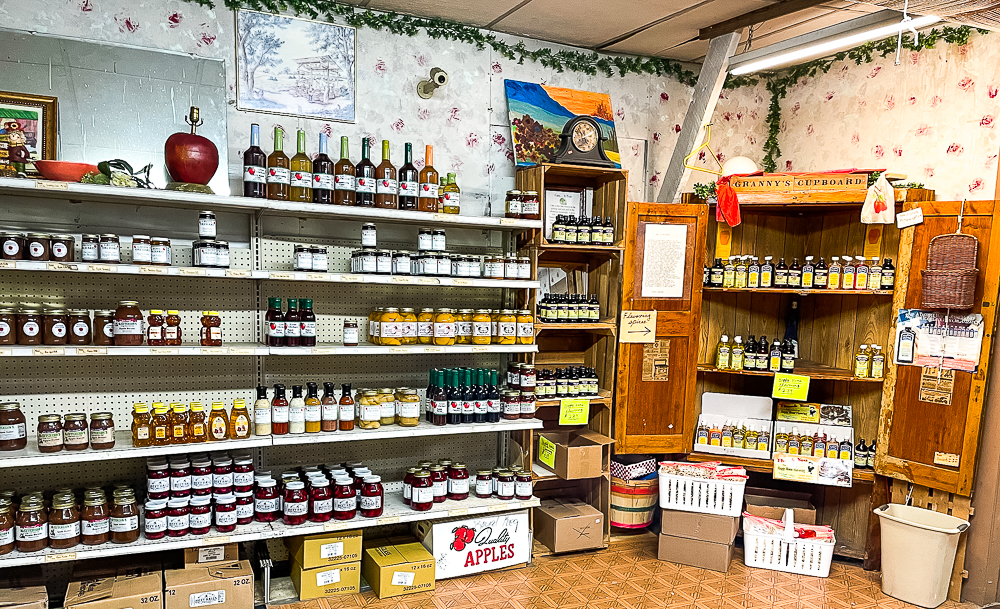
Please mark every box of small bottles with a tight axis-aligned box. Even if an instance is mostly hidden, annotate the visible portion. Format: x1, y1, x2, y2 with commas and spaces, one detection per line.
771, 421, 855, 487
693, 393, 774, 459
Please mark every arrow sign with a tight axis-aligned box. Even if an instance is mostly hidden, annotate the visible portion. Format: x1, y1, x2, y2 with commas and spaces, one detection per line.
620, 310, 657, 343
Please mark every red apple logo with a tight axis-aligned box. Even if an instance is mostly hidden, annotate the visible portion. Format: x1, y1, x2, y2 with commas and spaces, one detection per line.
270, 323, 277, 330
382, 180, 389, 187
359, 179, 366, 186
423, 185, 430, 191
401, 184, 409, 190
248, 168, 256, 175
295, 173, 302, 180
314, 175, 321, 182
270, 169, 277, 176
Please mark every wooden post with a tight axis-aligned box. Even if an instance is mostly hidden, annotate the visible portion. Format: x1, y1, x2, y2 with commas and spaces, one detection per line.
657, 32, 741, 204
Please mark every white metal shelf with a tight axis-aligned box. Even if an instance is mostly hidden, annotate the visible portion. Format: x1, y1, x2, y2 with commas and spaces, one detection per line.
269, 419, 543, 446
0, 343, 537, 357
0, 177, 541, 231
269, 343, 538, 355
0, 492, 538, 567
264, 271, 538, 289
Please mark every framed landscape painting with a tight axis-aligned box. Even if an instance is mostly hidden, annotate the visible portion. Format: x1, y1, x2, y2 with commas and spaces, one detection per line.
236, 10, 356, 122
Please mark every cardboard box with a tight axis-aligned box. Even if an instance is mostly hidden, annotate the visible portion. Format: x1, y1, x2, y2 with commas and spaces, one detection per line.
658, 532, 734, 572
290, 560, 361, 600
184, 543, 238, 569
534, 430, 614, 479
0, 586, 48, 609
361, 543, 435, 599
0, 568, 46, 590
693, 393, 773, 458
285, 530, 363, 569
64, 573, 162, 609
163, 561, 253, 609
534, 498, 605, 553
659, 509, 739, 545
744, 488, 817, 525
412, 510, 530, 579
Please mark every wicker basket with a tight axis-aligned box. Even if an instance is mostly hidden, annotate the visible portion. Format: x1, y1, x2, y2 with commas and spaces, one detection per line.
921, 233, 978, 309
611, 476, 659, 529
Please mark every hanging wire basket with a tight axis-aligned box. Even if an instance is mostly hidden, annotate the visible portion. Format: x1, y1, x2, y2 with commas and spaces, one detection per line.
921, 233, 978, 309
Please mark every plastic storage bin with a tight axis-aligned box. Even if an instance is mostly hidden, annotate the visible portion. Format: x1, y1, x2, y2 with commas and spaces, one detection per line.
658, 471, 746, 517
874, 503, 969, 608
743, 508, 835, 577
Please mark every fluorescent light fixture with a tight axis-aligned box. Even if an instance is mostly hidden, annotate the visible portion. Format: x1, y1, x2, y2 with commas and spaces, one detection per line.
729, 11, 940, 75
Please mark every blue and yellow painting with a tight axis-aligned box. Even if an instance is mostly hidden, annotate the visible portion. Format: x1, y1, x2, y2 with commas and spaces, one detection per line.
504, 79, 620, 168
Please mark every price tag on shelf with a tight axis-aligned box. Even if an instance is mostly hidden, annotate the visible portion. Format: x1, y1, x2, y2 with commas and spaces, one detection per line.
181, 267, 208, 276
472, 346, 489, 353
45, 551, 77, 562
432, 214, 450, 222
77, 347, 107, 355
225, 269, 251, 278
139, 265, 167, 274
34, 180, 69, 190
307, 273, 329, 281
201, 347, 227, 355
377, 516, 400, 525
46, 262, 74, 271
203, 535, 231, 545
0, 261, 14, 269
418, 277, 439, 285
499, 218, 520, 225
389, 347, 410, 354
228, 347, 255, 355
150, 348, 180, 355
0, 348, 12, 357
489, 503, 516, 512
340, 275, 361, 282
324, 521, 350, 532
392, 276, 415, 284
270, 272, 294, 280
558, 398, 590, 425
423, 346, 444, 353
312, 347, 336, 355
448, 508, 468, 517
772, 373, 810, 401
451, 278, 471, 286
523, 498, 541, 507
33, 347, 64, 356
88, 264, 116, 273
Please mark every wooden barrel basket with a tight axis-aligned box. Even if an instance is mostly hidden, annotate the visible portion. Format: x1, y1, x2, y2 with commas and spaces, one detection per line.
611, 476, 659, 529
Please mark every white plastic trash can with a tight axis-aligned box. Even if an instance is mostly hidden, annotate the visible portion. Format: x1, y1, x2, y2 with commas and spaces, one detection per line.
874, 503, 969, 608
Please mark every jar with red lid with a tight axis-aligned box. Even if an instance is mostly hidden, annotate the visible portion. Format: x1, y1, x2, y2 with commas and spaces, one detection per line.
214, 494, 237, 533
143, 500, 167, 539
333, 477, 356, 520
402, 467, 418, 506
166, 497, 189, 537
233, 458, 254, 493
93, 310, 115, 346
360, 475, 384, 518
410, 471, 433, 511
475, 470, 493, 499
283, 481, 308, 526
146, 460, 170, 500
188, 496, 212, 535
190, 458, 213, 496
308, 478, 332, 522
81, 494, 110, 545
254, 479, 279, 522
429, 465, 448, 503
113, 301, 143, 346
170, 461, 192, 498
234, 491, 254, 525
496, 470, 515, 500
519, 391, 536, 420
515, 471, 533, 500
448, 463, 470, 501
212, 457, 234, 495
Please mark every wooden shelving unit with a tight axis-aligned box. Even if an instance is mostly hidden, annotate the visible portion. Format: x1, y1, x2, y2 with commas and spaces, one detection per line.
703, 286, 893, 296
686, 452, 876, 483
697, 360, 884, 382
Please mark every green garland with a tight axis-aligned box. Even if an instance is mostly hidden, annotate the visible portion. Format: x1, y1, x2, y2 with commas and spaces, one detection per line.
725, 25, 987, 172
182, 0, 698, 85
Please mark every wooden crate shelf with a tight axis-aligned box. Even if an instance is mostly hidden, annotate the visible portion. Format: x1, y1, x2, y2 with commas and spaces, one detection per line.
703, 286, 894, 296
686, 452, 875, 483
536, 320, 617, 334
536, 389, 613, 408
697, 359, 884, 382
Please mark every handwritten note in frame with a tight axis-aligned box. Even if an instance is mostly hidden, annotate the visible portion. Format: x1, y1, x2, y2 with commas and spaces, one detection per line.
641, 223, 688, 298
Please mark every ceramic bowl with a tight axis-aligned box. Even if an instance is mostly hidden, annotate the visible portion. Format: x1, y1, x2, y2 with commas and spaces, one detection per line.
32, 160, 100, 182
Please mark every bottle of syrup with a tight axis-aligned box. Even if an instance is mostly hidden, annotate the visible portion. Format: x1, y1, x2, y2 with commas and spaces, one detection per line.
788, 258, 802, 288
814, 257, 829, 288
774, 258, 789, 287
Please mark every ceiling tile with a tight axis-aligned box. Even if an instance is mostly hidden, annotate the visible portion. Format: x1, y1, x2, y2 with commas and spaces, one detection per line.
363, 0, 527, 27
745, 8, 874, 48
658, 39, 712, 61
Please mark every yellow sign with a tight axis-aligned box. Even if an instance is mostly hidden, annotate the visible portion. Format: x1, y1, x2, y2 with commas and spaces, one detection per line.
772, 454, 820, 484
559, 398, 590, 425
715, 224, 732, 259
863, 226, 884, 260
772, 373, 810, 401
775, 402, 820, 423
538, 436, 556, 469
620, 310, 656, 343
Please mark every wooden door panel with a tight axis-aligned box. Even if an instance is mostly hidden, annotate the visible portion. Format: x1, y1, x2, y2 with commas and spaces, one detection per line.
615, 202, 707, 454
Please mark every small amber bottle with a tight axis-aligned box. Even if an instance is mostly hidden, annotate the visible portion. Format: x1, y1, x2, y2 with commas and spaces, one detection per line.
339, 383, 355, 431
188, 402, 207, 443
151, 403, 170, 446
208, 401, 230, 441
229, 399, 251, 439
131, 403, 152, 448
169, 403, 190, 444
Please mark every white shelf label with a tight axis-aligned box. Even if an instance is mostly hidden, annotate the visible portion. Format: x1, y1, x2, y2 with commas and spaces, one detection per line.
448, 508, 468, 516
472, 346, 489, 353
139, 266, 167, 274
392, 276, 414, 284
0, 261, 14, 269
423, 346, 444, 353
270, 272, 294, 280
201, 348, 227, 355
88, 264, 116, 273
418, 277, 439, 285
45, 551, 77, 562
228, 348, 255, 355
77, 347, 107, 355
33, 347, 64, 356
181, 268, 208, 276
203, 535, 231, 545
452, 278, 471, 286
150, 348, 179, 355
225, 269, 251, 278
341, 275, 361, 282
307, 273, 329, 281
34, 180, 69, 190
377, 516, 400, 525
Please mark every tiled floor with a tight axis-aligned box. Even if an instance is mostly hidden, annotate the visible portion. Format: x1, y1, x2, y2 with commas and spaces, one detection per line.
271, 534, 976, 609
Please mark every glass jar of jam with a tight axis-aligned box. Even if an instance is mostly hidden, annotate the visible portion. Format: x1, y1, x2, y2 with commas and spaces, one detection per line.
81, 494, 110, 545
113, 301, 143, 346
15, 499, 47, 553
448, 463, 470, 501
166, 497, 189, 537
147, 310, 164, 346
429, 465, 448, 503
515, 471, 533, 500
200, 311, 222, 346
41, 308, 68, 346
496, 470, 515, 500
502, 390, 520, 421
455, 309, 473, 345
48, 494, 80, 549
188, 495, 212, 535
211, 494, 235, 533
234, 491, 254, 525
80, 234, 99, 262
0, 499, 13, 555
475, 470, 493, 499
146, 459, 169, 499
1, 232, 24, 260
401, 467, 418, 506
144, 499, 168, 539
411, 471, 433, 511
519, 363, 537, 390
0, 403, 27, 451
170, 461, 192, 498
16, 307, 42, 346
218, 241, 233, 268
37, 414, 63, 453
519, 391, 536, 420
131, 235, 151, 265
190, 457, 212, 496
308, 478, 332, 523
99, 234, 121, 263
520, 190, 540, 220
25, 233, 50, 261
93, 310, 115, 346
417, 308, 435, 344
213, 456, 234, 495
0, 308, 14, 346
294, 245, 312, 271
192, 240, 218, 267
110, 492, 139, 544
283, 481, 308, 525
254, 479, 279, 522
151, 238, 171, 266
89, 413, 115, 449
233, 457, 254, 493
67, 309, 91, 345
333, 477, 356, 520
360, 475, 383, 518
417, 228, 433, 251
49, 234, 75, 262
505, 190, 522, 218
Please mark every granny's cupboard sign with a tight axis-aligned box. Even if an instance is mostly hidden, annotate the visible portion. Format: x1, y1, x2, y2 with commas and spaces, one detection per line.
731, 173, 867, 192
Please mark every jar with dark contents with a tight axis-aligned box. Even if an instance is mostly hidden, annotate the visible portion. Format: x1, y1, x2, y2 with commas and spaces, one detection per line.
93, 310, 115, 346
308, 478, 332, 522
410, 471, 433, 512
333, 477, 356, 520
191, 458, 212, 496
81, 494, 110, 545
283, 481, 308, 525
360, 475, 383, 518
0, 403, 27, 451
67, 309, 91, 345
50, 235, 75, 262
447, 463, 469, 501
520, 191, 540, 220
0, 308, 14, 345
113, 301, 144, 346
217, 242, 231, 268
496, 470, 515, 500
41, 309, 68, 346
151, 238, 171, 266
110, 492, 139, 544
25, 233, 50, 261
188, 495, 212, 535
170, 461, 192, 498
515, 471, 533, 500
146, 459, 170, 500
36, 414, 63, 453
48, 494, 80, 549
233, 458, 254, 493
475, 470, 493, 499
214, 494, 237, 532
16, 307, 42, 346
505, 190, 522, 218
254, 479, 279, 522
81, 234, 99, 262
99, 234, 121, 263
429, 465, 448, 503
192, 240, 218, 268
89, 413, 115, 450
502, 390, 521, 421
143, 500, 167, 539
234, 491, 254, 525
402, 467, 418, 506
15, 499, 47, 553
0, 499, 12, 555
166, 498, 189, 537
1, 232, 24, 260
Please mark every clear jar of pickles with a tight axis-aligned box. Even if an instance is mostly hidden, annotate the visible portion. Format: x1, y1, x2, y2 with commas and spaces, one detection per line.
358, 391, 381, 429
495, 309, 517, 345
367, 308, 383, 345
397, 389, 420, 427
456, 309, 474, 344
377, 388, 396, 426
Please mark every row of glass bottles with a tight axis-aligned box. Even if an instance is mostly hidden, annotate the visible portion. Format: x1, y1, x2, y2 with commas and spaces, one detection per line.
772, 426, 854, 460
715, 334, 796, 373
131, 400, 251, 447
854, 344, 886, 379
705, 256, 896, 291
550, 216, 615, 245
695, 419, 770, 452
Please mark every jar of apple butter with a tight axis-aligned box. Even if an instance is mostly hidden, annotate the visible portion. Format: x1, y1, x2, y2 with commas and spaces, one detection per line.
0, 403, 27, 451
89, 413, 115, 450
15, 499, 47, 553
113, 301, 143, 346
68, 309, 91, 345
64, 413, 89, 450
43, 309, 69, 346
36, 414, 63, 453
0, 308, 14, 345
0, 499, 14, 555
93, 310, 115, 346
25, 233, 50, 262
48, 494, 80, 549
81, 494, 110, 545
50, 235, 75, 262
16, 307, 42, 346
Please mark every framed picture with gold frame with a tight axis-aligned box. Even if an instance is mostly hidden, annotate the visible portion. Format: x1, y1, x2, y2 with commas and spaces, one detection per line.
0, 91, 58, 176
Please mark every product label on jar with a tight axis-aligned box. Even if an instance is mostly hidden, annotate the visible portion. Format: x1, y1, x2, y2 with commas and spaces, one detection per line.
484, 261, 503, 278
288, 406, 305, 423
255, 498, 279, 513
50, 521, 81, 539
314, 172, 334, 190
399, 180, 418, 198
321, 403, 338, 421
380, 402, 395, 419
395, 322, 414, 339
520, 375, 536, 389
16, 523, 47, 542
498, 480, 515, 497
236, 503, 254, 519
0, 423, 25, 441
515, 480, 533, 497
233, 471, 254, 487
264, 319, 285, 338
102, 322, 114, 338
21, 321, 40, 337
418, 321, 433, 337
99, 241, 120, 261
0, 321, 8, 338
449, 478, 469, 494
210, 327, 222, 341
498, 322, 516, 337
51, 241, 69, 259
82, 518, 110, 536
361, 404, 380, 421
38, 429, 63, 447
417, 234, 433, 252
3, 239, 19, 256
448, 400, 461, 415
380, 321, 401, 339
312, 498, 333, 514
517, 323, 534, 338
419, 182, 439, 199
456, 321, 472, 337
214, 472, 234, 488
132, 242, 151, 262
28, 240, 45, 258
432, 400, 448, 415
295, 251, 313, 270
244, 165, 266, 184
48, 322, 67, 338
111, 515, 139, 532
145, 515, 167, 533
434, 322, 455, 338
360, 495, 382, 510
272, 406, 289, 423
443, 192, 460, 207
522, 198, 539, 215
343, 326, 359, 345
171, 475, 192, 491
504, 400, 519, 416
339, 404, 354, 421
468, 323, 489, 339
476, 479, 492, 496
190, 511, 213, 528
81, 241, 98, 260
167, 514, 190, 532
72, 321, 90, 337
333, 497, 356, 512
520, 399, 535, 414
290, 171, 313, 188
305, 404, 321, 422
215, 510, 237, 526
114, 319, 142, 336
91, 425, 115, 444
432, 480, 447, 497
505, 262, 518, 278
334, 174, 355, 190
300, 321, 316, 338
414, 487, 433, 504
267, 166, 290, 184
284, 501, 308, 516
432, 235, 446, 251
399, 402, 420, 418
355, 176, 376, 193
284, 321, 300, 338
147, 477, 170, 494
254, 408, 271, 425
192, 474, 213, 490
377, 178, 398, 194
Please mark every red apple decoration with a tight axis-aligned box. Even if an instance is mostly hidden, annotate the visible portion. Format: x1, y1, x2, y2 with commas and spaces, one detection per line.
165, 106, 219, 185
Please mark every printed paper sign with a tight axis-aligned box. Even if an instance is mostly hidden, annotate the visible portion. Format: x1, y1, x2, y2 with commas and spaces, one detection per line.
391, 572, 415, 587
640, 223, 688, 298
895, 309, 985, 372
316, 569, 341, 586
558, 399, 590, 425
773, 453, 853, 487
863, 226, 884, 259
620, 310, 656, 343
919, 367, 955, 405
427, 511, 530, 579
896, 207, 924, 228
772, 373, 810, 401
320, 541, 344, 558
934, 452, 960, 467
538, 436, 556, 469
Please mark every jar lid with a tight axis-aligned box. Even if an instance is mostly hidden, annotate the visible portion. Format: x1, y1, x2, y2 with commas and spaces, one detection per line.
199, 210, 215, 216
213, 457, 233, 466
518, 309, 532, 315
191, 458, 211, 467
400, 307, 415, 313
394, 250, 411, 256
0, 308, 14, 314
217, 241, 229, 247
429, 465, 445, 472
67, 309, 90, 315
334, 476, 353, 485
257, 478, 276, 487
501, 309, 515, 314
171, 403, 188, 413
499, 469, 514, 476
26, 232, 50, 239
50, 234, 75, 240
189, 496, 211, 506
419, 308, 435, 313
215, 494, 235, 504
167, 310, 180, 315
82, 233, 99, 239
476, 309, 491, 313
418, 227, 432, 233
506, 190, 522, 196
17, 307, 40, 314
145, 499, 167, 509
294, 244, 309, 250
414, 471, 430, 478
433, 229, 446, 234
477, 470, 492, 476
100, 234, 118, 238
437, 308, 454, 313
362, 390, 378, 396
146, 461, 167, 471
51, 495, 76, 509
133, 235, 151, 240
286, 481, 305, 490
452, 462, 466, 469
310, 245, 327, 251
377, 388, 393, 394
150, 309, 163, 315
406, 467, 419, 473
152, 237, 170, 242
383, 307, 399, 312
114, 494, 136, 505
458, 308, 474, 313
0, 403, 20, 411
203, 310, 220, 316
523, 190, 538, 196
37, 414, 61, 422
0, 231, 24, 238
118, 300, 139, 306
19, 500, 44, 512
167, 497, 189, 508
83, 495, 106, 506
95, 309, 115, 315
43, 307, 67, 314
311, 478, 330, 487
363, 475, 381, 484
503, 390, 519, 397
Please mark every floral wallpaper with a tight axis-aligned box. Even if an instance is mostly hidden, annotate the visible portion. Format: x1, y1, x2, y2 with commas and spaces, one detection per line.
0, 0, 694, 210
